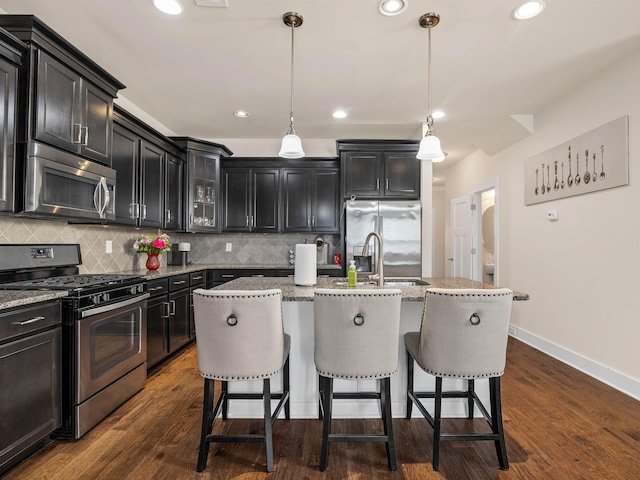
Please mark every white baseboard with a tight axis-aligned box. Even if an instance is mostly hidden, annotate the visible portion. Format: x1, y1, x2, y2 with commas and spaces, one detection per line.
509, 326, 640, 401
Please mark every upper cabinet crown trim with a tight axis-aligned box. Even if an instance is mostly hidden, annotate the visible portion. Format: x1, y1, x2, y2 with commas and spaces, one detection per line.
336, 139, 419, 153
170, 137, 233, 158
0, 14, 125, 95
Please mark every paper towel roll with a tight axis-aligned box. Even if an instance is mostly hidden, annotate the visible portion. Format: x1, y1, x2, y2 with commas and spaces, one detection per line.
294, 244, 317, 286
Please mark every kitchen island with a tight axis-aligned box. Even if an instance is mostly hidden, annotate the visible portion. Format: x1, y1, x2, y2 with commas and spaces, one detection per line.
206, 276, 528, 420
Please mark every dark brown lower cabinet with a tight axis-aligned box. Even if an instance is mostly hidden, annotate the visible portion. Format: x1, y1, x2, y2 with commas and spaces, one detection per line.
0, 302, 61, 476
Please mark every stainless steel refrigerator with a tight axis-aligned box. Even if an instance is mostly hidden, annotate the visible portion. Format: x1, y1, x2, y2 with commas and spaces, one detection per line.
345, 200, 422, 278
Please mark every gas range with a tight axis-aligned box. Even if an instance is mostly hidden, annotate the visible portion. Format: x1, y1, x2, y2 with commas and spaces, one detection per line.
0, 244, 145, 308
1, 273, 142, 291
0, 243, 150, 439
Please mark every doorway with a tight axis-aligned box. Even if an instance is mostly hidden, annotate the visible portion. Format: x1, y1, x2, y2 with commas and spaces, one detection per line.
449, 177, 499, 284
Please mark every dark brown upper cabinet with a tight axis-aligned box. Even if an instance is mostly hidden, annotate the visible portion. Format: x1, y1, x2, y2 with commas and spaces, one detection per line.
221, 158, 340, 234
0, 15, 125, 166
282, 168, 340, 233
170, 137, 232, 233
337, 140, 421, 199
222, 167, 280, 232
0, 30, 24, 213
112, 106, 184, 230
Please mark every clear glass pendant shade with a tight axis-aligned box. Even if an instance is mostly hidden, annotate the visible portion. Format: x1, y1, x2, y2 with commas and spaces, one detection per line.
279, 133, 305, 159
417, 133, 445, 162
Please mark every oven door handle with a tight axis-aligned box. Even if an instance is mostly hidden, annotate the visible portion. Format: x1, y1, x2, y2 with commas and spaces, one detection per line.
80, 293, 150, 318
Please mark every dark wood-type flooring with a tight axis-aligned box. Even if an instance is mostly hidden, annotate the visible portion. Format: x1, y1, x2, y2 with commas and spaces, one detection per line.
4, 337, 639, 480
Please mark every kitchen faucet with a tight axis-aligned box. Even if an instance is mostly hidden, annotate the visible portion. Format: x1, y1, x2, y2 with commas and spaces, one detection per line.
362, 231, 384, 287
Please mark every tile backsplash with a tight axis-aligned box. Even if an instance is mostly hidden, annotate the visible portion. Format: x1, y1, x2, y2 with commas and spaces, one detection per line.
0, 216, 340, 273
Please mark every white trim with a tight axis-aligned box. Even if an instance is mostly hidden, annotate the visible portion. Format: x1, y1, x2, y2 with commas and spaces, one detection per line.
470, 177, 499, 285
509, 326, 640, 401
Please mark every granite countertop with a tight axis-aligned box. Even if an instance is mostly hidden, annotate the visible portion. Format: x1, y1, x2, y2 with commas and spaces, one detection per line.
0, 290, 68, 311
118, 263, 341, 280
209, 276, 529, 302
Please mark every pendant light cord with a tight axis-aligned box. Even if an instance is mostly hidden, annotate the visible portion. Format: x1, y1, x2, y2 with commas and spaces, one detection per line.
426, 22, 434, 132
288, 17, 296, 134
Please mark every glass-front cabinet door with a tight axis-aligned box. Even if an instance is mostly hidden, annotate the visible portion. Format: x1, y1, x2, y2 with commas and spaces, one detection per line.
187, 152, 220, 232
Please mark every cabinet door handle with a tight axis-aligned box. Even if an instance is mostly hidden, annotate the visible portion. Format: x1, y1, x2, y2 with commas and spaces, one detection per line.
307, 216, 311, 227
376, 178, 380, 190
385, 178, 389, 190
312, 215, 315, 227
148, 286, 165, 292
221, 274, 235, 278
81, 126, 88, 146
246, 216, 249, 227
169, 300, 176, 316
142, 204, 147, 220
192, 275, 203, 281
165, 210, 171, 223
173, 280, 187, 285
251, 215, 254, 227
73, 123, 82, 144
130, 203, 139, 219
11, 316, 46, 326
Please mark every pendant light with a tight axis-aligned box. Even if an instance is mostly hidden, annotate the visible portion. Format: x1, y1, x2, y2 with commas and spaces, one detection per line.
279, 12, 305, 159
417, 12, 445, 162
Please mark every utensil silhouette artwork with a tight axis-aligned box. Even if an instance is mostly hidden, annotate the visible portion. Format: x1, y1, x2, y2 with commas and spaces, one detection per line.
567, 146, 573, 187
583, 149, 591, 184
600, 145, 606, 180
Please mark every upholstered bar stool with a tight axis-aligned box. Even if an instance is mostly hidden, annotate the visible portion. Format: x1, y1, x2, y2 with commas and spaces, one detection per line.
405, 288, 513, 471
192, 289, 290, 473
314, 288, 402, 471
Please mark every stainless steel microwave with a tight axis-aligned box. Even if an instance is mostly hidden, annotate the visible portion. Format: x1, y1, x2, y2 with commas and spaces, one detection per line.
23, 142, 116, 221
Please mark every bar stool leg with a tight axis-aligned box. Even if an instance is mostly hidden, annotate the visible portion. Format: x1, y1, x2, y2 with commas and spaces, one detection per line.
406, 350, 414, 419
467, 379, 475, 419
197, 378, 215, 472
221, 381, 229, 420
263, 378, 274, 472
490, 377, 509, 470
381, 377, 397, 471
319, 375, 333, 471
432, 376, 443, 471
283, 356, 291, 420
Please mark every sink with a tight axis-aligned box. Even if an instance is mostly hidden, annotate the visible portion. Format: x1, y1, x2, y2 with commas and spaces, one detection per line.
331, 278, 429, 288
384, 278, 430, 287
332, 281, 377, 287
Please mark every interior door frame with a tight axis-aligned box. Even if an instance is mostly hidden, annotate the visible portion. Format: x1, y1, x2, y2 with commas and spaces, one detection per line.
470, 176, 500, 285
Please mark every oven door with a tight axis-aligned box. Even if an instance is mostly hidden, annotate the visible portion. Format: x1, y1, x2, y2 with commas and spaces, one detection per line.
76, 294, 148, 404
24, 141, 116, 220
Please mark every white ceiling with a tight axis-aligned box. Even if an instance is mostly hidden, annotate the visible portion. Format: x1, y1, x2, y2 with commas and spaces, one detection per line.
1, 0, 640, 182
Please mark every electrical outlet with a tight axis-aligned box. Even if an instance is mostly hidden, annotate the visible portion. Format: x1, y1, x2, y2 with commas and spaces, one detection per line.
225, 242, 232, 252
105, 240, 112, 254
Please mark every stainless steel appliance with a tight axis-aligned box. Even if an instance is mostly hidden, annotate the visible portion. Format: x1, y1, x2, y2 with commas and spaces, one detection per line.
0, 244, 148, 439
345, 200, 421, 278
22, 142, 116, 221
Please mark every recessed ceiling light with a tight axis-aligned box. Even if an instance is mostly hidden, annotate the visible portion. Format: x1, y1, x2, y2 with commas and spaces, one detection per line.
332, 110, 347, 119
154, 0, 183, 15
512, 1, 546, 20
431, 110, 445, 119
378, 0, 408, 16
234, 111, 249, 118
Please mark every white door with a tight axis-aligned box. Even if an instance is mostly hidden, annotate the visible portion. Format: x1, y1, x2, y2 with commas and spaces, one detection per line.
450, 195, 472, 278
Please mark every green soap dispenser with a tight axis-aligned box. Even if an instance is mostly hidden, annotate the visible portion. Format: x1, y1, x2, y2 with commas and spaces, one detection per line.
348, 260, 357, 288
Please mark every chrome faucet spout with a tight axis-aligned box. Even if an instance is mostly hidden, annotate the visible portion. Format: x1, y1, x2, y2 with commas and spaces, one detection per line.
363, 231, 384, 287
